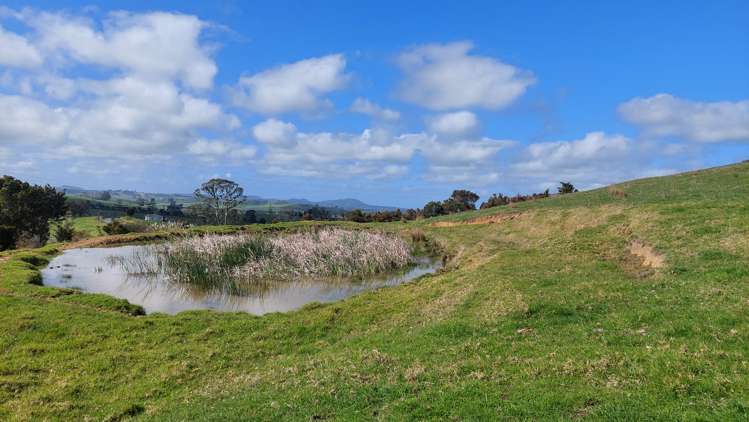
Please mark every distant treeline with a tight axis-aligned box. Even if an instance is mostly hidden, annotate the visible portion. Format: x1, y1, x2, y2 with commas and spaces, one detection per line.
340, 182, 578, 223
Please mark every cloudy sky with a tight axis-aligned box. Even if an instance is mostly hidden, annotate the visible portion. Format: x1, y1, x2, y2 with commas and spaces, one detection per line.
0, 1, 747, 207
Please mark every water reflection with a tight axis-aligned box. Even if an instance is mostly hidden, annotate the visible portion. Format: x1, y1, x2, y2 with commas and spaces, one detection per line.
42, 245, 440, 315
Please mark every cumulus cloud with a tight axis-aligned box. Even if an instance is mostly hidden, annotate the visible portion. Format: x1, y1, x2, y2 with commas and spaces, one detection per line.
0, 25, 42, 67
250, 118, 511, 181
350, 97, 400, 121
0, 95, 70, 144
618, 94, 749, 143
511, 132, 648, 189
0, 9, 241, 165
233, 54, 349, 114
396, 41, 535, 110
426, 111, 478, 135
187, 139, 256, 162
252, 118, 298, 146
21, 10, 217, 89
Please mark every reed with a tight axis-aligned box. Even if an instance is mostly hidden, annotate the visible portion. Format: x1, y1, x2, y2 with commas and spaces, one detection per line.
120, 229, 413, 288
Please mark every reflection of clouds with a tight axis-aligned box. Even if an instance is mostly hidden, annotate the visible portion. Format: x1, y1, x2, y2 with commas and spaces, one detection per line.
43, 245, 441, 315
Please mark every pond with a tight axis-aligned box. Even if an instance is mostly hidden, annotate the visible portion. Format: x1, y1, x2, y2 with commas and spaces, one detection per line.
42, 245, 441, 315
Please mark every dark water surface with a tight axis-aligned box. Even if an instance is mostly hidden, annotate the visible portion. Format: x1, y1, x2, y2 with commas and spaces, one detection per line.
42, 245, 440, 315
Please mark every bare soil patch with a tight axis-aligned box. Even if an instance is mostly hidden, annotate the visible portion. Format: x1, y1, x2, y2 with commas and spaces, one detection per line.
629, 241, 665, 269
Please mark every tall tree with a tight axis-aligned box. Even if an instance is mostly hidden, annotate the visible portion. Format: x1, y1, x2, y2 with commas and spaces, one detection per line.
449, 189, 480, 211
0, 176, 67, 250
194, 178, 244, 225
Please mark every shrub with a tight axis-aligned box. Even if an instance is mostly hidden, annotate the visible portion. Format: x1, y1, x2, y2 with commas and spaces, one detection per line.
103, 220, 129, 235
480, 193, 510, 209
54, 218, 76, 242
0, 225, 15, 250
558, 182, 578, 194
423, 201, 445, 218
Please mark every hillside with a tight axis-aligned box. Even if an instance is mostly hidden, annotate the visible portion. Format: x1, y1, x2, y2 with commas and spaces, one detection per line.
61, 186, 397, 212
2, 162, 749, 419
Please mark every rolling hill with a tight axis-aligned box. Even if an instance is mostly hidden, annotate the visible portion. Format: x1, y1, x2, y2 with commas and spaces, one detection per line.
2, 161, 749, 419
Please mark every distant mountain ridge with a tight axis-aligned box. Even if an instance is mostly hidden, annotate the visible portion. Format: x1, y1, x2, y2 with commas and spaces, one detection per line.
58, 186, 398, 212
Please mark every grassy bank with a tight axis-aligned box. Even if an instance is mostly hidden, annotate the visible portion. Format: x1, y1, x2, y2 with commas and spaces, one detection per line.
2, 163, 749, 420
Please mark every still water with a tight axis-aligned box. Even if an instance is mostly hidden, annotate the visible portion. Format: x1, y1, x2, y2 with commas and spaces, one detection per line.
42, 245, 440, 315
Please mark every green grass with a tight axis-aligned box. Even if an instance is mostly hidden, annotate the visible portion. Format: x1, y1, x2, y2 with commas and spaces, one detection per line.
3, 162, 749, 420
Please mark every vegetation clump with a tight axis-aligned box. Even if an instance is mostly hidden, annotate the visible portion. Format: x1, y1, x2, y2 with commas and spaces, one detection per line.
0, 175, 66, 250
126, 229, 414, 288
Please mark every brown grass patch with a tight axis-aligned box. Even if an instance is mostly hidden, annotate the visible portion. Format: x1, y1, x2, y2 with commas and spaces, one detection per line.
430, 213, 521, 227
608, 186, 627, 198
629, 241, 665, 269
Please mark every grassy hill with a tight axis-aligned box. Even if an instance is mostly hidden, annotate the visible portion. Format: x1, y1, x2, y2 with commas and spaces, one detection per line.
2, 162, 749, 419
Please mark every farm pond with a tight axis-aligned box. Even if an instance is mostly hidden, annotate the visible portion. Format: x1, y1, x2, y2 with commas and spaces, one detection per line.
42, 244, 441, 315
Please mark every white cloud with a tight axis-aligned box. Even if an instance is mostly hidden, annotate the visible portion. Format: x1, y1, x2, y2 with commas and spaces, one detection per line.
0, 95, 70, 144
233, 54, 349, 114
512, 132, 644, 188
396, 41, 535, 110
618, 94, 749, 143
23, 10, 217, 89
250, 118, 511, 181
252, 118, 298, 146
426, 110, 478, 135
0, 25, 42, 67
0, 10, 239, 163
62, 76, 235, 158
187, 139, 256, 162
420, 137, 512, 165
350, 97, 400, 121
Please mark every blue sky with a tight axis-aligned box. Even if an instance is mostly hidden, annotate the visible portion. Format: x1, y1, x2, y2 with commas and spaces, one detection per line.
0, 1, 747, 207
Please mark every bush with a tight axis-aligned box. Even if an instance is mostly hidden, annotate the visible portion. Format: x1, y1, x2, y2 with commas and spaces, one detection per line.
103, 220, 129, 235
558, 182, 578, 194
102, 218, 151, 235
54, 218, 76, 242
480, 193, 510, 209
0, 225, 15, 250
422, 201, 445, 218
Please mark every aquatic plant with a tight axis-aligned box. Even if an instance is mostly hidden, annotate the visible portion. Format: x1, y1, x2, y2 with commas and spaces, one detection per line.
120, 229, 414, 288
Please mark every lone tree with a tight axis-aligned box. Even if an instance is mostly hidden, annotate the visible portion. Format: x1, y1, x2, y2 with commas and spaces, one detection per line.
558, 182, 578, 195
194, 178, 244, 225
443, 189, 480, 213
0, 175, 67, 250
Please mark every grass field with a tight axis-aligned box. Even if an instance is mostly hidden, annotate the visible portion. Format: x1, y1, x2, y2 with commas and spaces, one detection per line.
2, 163, 749, 420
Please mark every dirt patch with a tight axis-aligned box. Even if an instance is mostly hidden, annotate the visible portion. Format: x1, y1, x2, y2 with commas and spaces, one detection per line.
431, 213, 521, 227
629, 241, 665, 269
61, 232, 177, 250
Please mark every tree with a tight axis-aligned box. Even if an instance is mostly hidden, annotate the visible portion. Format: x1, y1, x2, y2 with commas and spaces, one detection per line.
165, 198, 184, 217
194, 178, 245, 225
450, 190, 479, 209
422, 201, 445, 218
0, 176, 67, 250
558, 182, 578, 195
66, 197, 90, 216
480, 193, 510, 209
54, 216, 76, 242
345, 209, 368, 223
243, 209, 257, 224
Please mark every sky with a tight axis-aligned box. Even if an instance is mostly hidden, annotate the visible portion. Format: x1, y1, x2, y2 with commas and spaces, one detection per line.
0, 1, 747, 207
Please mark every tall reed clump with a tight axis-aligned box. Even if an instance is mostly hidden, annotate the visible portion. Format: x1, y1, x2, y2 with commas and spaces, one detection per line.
135, 229, 413, 287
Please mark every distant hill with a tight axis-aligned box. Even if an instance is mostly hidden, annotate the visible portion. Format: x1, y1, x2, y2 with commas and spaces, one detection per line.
58, 186, 398, 212
312, 198, 396, 212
